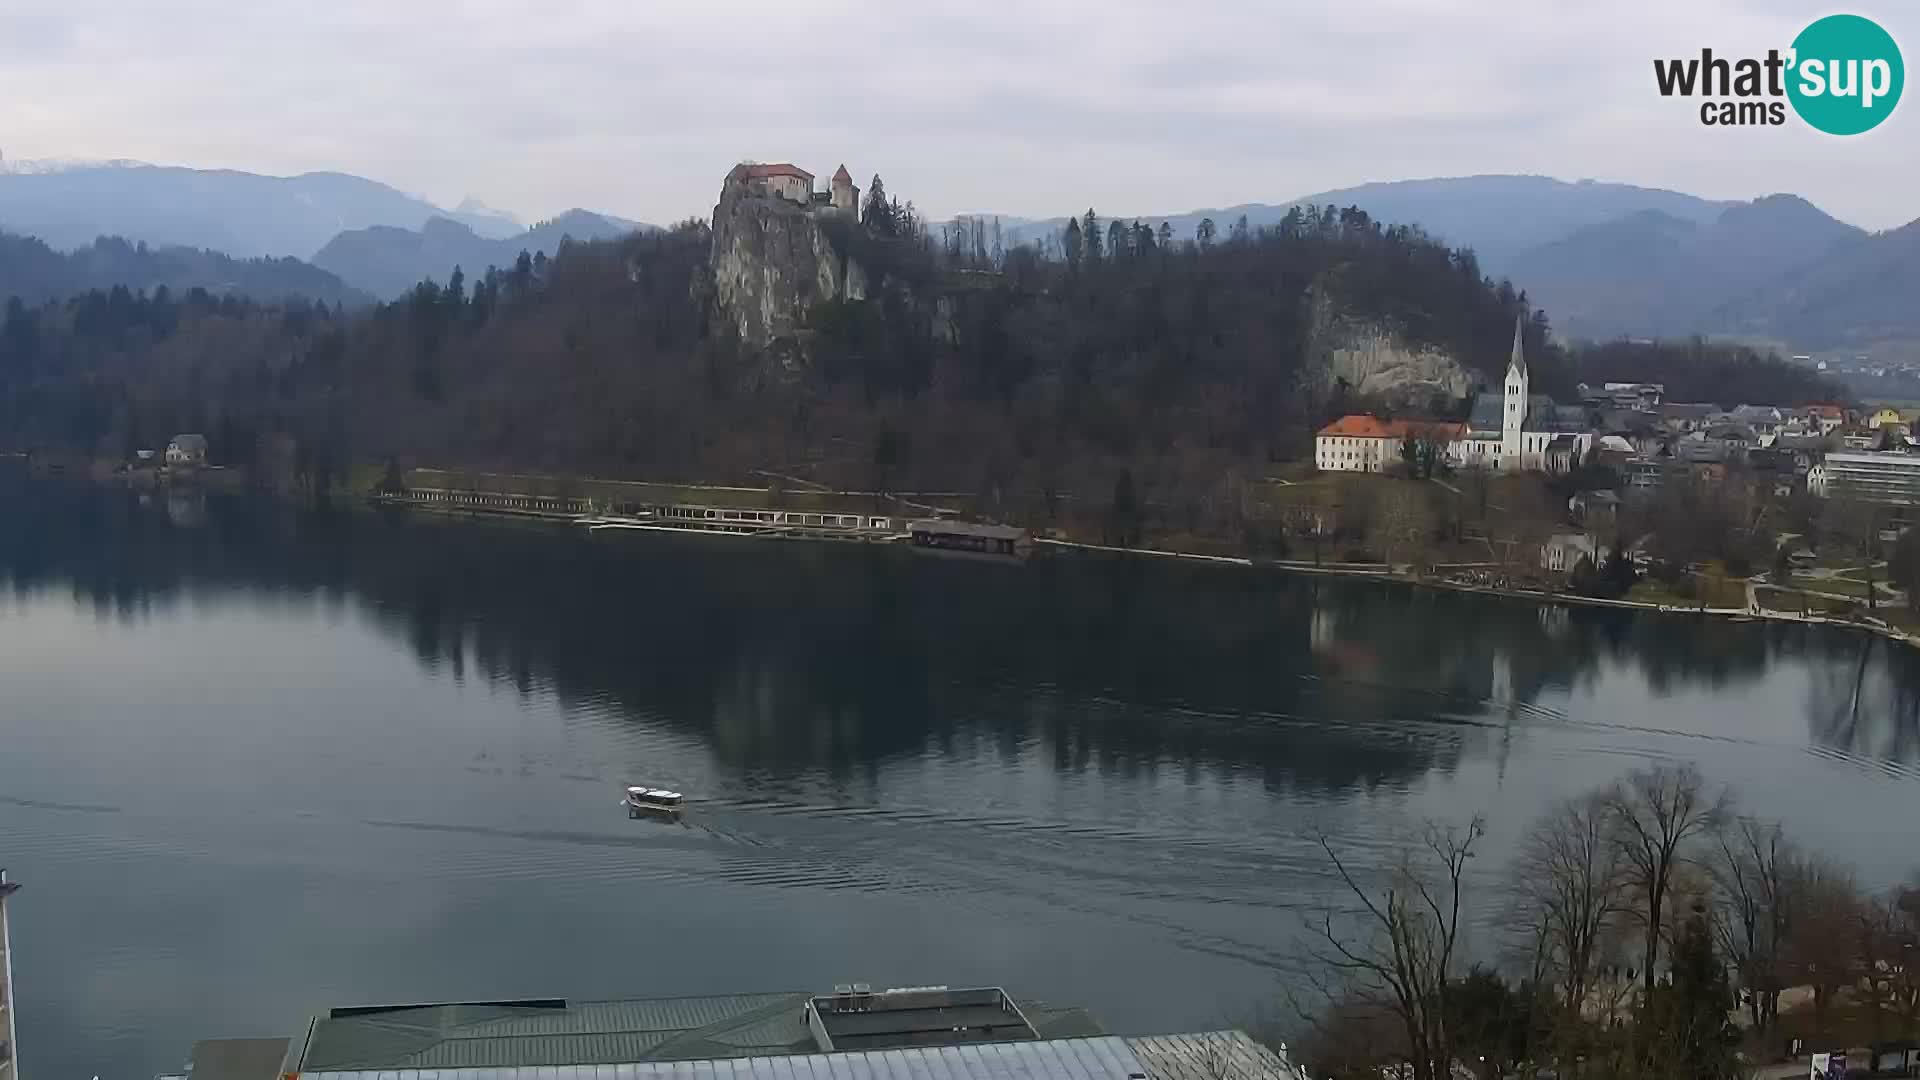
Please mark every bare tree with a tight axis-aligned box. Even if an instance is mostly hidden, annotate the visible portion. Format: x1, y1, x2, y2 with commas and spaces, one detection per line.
1780, 853, 1865, 1034
1296, 817, 1486, 1080
1709, 816, 1796, 1034
1858, 882, 1920, 1037
1374, 485, 1431, 569
1605, 763, 1729, 996
1511, 792, 1629, 1017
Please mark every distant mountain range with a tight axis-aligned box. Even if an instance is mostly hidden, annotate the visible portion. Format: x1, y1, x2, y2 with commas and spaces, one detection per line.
1714, 216, 1920, 352
0, 159, 528, 258
3, 159, 1915, 349
1509, 194, 1867, 342
312, 209, 649, 297
991, 175, 1737, 267
981, 174, 1918, 350
0, 230, 364, 307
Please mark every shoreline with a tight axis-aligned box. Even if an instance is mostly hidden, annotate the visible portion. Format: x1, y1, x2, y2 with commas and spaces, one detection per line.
1034, 536, 1920, 652
249, 480, 1920, 654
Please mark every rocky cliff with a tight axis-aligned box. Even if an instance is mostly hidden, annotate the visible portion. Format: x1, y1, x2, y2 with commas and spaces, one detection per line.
1303, 288, 1477, 407
709, 178, 866, 349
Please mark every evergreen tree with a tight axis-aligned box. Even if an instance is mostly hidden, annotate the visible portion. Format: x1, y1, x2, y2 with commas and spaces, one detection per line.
1640, 912, 1740, 1080
1082, 209, 1102, 262
1106, 219, 1127, 259
1063, 218, 1083, 269
1195, 217, 1217, 249
863, 175, 894, 236
1156, 221, 1173, 250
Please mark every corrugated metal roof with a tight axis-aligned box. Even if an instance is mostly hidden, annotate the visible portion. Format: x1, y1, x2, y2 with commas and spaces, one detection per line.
298, 994, 815, 1071
1125, 1032, 1307, 1080
298, 1036, 1149, 1080
188, 1038, 292, 1080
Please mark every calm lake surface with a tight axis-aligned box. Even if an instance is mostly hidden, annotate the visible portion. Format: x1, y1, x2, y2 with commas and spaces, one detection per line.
3, 481, 1919, 1078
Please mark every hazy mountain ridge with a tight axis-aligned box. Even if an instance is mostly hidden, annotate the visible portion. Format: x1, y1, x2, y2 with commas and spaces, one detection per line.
0, 160, 531, 259
0, 230, 365, 307
313, 209, 652, 297
1508, 194, 1867, 341
1714, 217, 1920, 350
989, 175, 1737, 267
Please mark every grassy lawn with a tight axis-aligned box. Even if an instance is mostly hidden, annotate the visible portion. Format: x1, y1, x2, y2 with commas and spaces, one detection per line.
1754, 586, 1807, 614
1880, 605, 1920, 635
1805, 593, 1863, 618
1628, 574, 1748, 610
1628, 582, 1700, 607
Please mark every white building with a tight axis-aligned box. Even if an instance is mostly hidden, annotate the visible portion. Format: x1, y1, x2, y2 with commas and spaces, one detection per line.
1542, 533, 1607, 574
1315, 415, 1398, 473
1458, 318, 1594, 472
165, 433, 208, 467
1814, 451, 1920, 505
1315, 416, 1463, 473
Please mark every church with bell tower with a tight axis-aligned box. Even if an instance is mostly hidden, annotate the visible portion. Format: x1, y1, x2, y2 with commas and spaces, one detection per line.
1457, 315, 1594, 472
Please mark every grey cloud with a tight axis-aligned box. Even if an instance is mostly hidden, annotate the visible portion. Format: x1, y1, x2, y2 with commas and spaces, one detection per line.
2, 0, 1913, 230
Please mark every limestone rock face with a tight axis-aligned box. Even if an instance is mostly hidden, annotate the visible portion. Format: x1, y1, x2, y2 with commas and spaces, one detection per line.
1320, 329, 1476, 404
1303, 287, 1476, 407
709, 177, 865, 348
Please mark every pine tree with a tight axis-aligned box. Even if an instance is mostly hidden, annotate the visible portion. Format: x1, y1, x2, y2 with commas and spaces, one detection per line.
1082, 209, 1102, 262
1063, 218, 1083, 269
863, 175, 893, 236
445, 266, 466, 312
1195, 217, 1217, 249
1653, 912, 1740, 1079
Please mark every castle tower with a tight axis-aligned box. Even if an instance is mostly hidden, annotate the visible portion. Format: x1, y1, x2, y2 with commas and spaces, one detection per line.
830, 164, 856, 212
1501, 315, 1528, 470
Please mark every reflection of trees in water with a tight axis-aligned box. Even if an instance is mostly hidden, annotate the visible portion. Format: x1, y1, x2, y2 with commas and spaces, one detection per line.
6, 487, 1917, 793
1804, 635, 1920, 765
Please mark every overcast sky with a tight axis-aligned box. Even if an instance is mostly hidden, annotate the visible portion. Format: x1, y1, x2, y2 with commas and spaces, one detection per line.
1, 0, 1912, 229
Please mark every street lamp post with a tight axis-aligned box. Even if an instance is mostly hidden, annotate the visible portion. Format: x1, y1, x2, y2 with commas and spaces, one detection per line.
1, 869, 20, 1080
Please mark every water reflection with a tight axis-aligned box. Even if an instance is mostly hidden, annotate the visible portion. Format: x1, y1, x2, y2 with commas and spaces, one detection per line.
4, 482, 1918, 778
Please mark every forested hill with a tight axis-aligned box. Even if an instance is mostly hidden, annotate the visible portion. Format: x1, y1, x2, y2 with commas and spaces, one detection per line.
0, 232, 366, 307
1, 202, 1561, 506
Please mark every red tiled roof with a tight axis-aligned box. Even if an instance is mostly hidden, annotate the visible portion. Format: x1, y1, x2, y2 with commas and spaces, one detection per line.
1316, 415, 1463, 440
737, 163, 814, 181
1807, 403, 1846, 418
832, 164, 852, 182
1318, 415, 1393, 438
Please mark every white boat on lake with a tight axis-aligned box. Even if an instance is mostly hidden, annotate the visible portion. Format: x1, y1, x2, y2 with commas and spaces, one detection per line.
624, 786, 685, 813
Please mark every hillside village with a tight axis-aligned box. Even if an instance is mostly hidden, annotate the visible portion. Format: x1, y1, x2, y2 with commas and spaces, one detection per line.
1311, 318, 1920, 625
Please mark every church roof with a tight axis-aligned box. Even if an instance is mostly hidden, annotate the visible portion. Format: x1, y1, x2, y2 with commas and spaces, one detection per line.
832, 164, 852, 182
1507, 316, 1527, 380
1468, 392, 1504, 430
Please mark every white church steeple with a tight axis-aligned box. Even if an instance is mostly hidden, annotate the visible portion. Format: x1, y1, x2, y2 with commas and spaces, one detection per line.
1500, 314, 1528, 469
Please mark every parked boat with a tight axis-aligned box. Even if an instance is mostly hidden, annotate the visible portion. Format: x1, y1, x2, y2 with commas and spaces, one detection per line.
624, 786, 685, 814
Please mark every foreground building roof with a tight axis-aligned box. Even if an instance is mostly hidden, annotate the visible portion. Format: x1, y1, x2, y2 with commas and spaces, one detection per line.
295, 994, 1103, 1072
294, 1032, 1306, 1080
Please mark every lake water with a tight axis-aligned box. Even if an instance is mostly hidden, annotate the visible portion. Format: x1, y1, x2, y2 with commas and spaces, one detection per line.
3, 482, 1918, 1079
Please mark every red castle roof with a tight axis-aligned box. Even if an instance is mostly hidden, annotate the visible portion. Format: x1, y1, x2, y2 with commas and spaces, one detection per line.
735, 163, 813, 181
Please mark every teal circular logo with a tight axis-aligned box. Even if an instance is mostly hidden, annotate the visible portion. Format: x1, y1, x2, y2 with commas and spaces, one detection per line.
1788, 14, 1903, 135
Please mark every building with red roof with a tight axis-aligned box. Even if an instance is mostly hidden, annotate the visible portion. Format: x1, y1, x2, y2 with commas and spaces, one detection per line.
727, 162, 860, 213
1315, 415, 1463, 473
